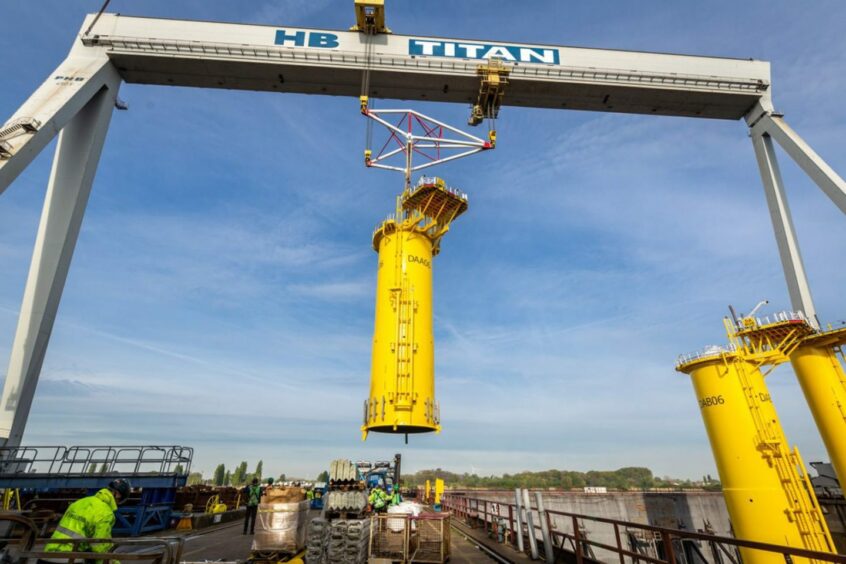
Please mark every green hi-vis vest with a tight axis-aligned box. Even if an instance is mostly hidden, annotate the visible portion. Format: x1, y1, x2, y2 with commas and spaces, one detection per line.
46, 488, 118, 563
247, 485, 262, 506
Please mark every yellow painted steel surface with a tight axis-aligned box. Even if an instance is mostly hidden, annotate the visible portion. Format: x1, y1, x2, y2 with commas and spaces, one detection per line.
790, 343, 846, 487
678, 353, 833, 563
365, 221, 437, 436
363, 178, 467, 439
434, 478, 444, 505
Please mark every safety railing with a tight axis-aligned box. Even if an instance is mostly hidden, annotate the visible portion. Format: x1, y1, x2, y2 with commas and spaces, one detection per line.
0, 446, 192, 475
0, 512, 184, 564
732, 310, 809, 332
676, 344, 737, 368
442, 492, 846, 564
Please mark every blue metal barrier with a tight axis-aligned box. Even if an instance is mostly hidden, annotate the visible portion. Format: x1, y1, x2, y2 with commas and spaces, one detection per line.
0, 445, 192, 536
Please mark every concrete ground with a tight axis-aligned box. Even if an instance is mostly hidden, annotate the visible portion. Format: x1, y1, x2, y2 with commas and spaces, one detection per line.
178, 521, 254, 561
168, 518, 498, 563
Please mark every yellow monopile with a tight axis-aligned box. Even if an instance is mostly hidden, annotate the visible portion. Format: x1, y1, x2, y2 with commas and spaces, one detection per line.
790, 327, 846, 488
363, 177, 467, 440
676, 314, 834, 563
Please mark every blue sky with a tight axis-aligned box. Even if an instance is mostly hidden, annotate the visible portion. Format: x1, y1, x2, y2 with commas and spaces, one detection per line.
1, 1, 846, 481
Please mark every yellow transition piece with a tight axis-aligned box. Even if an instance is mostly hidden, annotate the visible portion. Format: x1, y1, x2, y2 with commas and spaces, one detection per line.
362, 177, 467, 439
790, 327, 846, 489
677, 315, 833, 564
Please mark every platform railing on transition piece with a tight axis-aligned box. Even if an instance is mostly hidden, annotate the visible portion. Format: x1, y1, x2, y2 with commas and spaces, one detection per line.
442, 492, 846, 564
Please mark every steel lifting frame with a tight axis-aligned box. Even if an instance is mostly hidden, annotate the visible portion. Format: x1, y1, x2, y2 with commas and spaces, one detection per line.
363, 109, 491, 183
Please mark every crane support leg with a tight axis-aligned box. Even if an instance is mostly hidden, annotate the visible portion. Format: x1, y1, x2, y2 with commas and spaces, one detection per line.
0, 72, 120, 447
755, 115, 846, 214
750, 131, 817, 325
0, 55, 119, 196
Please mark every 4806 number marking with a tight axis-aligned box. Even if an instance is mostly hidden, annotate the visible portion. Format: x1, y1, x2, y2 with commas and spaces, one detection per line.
698, 395, 725, 408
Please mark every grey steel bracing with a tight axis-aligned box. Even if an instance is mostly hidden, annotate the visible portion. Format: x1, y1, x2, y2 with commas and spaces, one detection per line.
750, 132, 817, 324
522, 488, 540, 559
535, 491, 555, 563
514, 489, 525, 553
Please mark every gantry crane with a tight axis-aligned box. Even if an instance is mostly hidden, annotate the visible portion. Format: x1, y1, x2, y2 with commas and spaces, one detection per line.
0, 2, 845, 465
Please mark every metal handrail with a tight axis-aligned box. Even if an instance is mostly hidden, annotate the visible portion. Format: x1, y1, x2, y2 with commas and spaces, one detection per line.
0, 512, 184, 564
0, 445, 192, 475
441, 492, 846, 564
676, 344, 737, 367
20, 537, 184, 564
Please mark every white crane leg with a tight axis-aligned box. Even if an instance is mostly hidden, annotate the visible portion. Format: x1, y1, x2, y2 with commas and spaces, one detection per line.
0, 80, 119, 447
750, 131, 817, 325
0, 55, 118, 196
757, 115, 846, 215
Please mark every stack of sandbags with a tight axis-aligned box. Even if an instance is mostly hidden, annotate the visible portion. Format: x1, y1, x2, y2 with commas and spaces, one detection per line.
327, 520, 348, 563
251, 500, 309, 553
324, 490, 368, 513
264, 486, 306, 503
342, 518, 371, 564
325, 519, 372, 564
329, 459, 358, 483
306, 517, 329, 564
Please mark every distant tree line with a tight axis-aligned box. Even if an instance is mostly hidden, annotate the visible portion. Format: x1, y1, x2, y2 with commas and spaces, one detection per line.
205, 460, 266, 487
194, 461, 314, 487
403, 467, 721, 491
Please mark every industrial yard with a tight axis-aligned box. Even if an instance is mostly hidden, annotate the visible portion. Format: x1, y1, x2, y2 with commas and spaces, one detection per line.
2, 1, 846, 564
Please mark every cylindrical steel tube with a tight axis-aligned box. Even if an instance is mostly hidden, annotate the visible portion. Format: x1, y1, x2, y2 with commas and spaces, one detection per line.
678, 354, 826, 564
535, 491, 554, 563
522, 488, 539, 559
364, 223, 437, 437
790, 344, 846, 486
514, 489, 525, 553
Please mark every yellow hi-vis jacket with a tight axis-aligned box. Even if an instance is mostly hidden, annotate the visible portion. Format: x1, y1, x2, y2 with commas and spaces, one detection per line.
46, 488, 118, 561
368, 488, 388, 509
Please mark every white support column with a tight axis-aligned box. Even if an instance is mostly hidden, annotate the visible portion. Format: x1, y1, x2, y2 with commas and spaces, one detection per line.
0, 77, 120, 447
0, 55, 118, 196
757, 115, 846, 215
750, 131, 817, 324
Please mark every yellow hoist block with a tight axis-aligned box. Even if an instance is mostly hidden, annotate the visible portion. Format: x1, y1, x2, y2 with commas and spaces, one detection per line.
468, 59, 510, 126
363, 177, 468, 440
351, 0, 391, 34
